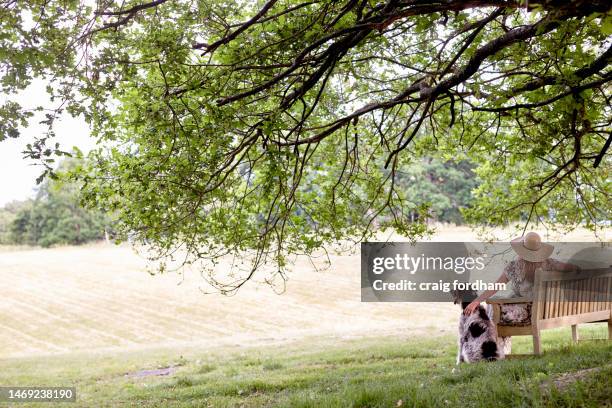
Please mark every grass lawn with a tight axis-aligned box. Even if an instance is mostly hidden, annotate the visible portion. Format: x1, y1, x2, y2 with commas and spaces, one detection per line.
1, 325, 610, 407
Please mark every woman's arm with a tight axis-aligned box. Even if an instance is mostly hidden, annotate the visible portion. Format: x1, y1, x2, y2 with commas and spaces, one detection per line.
463, 273, 509, 315
549, 259, 580, 272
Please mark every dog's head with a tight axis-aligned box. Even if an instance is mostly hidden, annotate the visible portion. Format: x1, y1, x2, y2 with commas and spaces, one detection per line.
450, 289, 478, 309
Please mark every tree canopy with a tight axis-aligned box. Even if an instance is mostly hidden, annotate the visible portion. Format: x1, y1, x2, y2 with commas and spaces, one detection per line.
1, 0, 610, 290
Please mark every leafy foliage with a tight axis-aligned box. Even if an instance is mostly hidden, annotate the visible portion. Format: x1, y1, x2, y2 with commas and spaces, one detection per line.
1, 0, 610, 289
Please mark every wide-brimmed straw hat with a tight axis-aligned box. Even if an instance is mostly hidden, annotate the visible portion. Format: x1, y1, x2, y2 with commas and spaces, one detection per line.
510, 232, 553, 262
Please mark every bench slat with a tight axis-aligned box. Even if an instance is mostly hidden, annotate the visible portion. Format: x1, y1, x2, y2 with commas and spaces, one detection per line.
538, 310, 610, 330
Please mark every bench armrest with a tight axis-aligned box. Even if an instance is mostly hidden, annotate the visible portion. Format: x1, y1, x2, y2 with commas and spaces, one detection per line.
486, 296, 532, 304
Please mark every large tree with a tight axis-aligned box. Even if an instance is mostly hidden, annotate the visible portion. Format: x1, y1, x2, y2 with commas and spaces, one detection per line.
1, 0, 610, 290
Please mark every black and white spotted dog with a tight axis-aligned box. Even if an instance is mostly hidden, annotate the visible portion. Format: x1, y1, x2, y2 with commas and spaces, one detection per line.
451, 290, 504, 364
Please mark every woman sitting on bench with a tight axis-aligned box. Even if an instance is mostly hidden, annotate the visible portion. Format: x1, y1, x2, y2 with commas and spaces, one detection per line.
463, 232, 579, 323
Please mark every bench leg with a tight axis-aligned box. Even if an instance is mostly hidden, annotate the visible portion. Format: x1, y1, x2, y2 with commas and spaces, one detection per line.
608, 318, 611, 340
499, 336, 512, 356
533, 329, 541, 355
571, 324, 579, 343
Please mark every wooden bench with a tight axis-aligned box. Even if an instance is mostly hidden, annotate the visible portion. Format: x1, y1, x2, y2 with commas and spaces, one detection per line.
487, 267, 612, 356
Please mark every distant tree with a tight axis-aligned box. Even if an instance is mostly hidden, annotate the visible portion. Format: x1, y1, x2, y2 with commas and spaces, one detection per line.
396, 159, 478, 224
8, 162, 110, 247
8, 201, 34, 245
0, 201, 26, 244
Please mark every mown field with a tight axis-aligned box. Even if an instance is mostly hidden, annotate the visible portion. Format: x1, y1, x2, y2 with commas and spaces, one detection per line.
0, 243, 458, 357
1, 226, 610, 407
1, 226, 604, 358
1, 326, 610, 407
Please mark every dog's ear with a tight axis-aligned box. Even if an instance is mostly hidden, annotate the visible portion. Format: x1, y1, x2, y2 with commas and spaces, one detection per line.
478, 306, 490, 321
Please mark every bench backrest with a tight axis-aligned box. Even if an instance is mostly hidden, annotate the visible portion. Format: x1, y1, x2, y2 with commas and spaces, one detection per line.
533, 268, 612, 324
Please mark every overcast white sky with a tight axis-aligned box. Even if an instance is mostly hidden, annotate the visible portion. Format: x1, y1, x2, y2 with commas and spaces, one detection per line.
0, 80, 96, 206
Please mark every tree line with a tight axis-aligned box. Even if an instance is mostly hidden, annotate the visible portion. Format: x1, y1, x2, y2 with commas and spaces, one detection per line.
0, 158, 476, 247
0, 162, 110, 247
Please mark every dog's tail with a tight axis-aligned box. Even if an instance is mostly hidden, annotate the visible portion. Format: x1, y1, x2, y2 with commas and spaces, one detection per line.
481, 340, 498, 361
